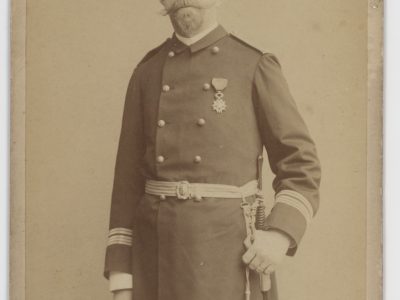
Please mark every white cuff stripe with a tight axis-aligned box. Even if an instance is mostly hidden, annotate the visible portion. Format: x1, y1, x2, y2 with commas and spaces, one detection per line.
276, 190, 314, 217
276, 190, 314, 223
107, 235, 133, 246
108, 241, 132, 246
109, 228, 133, 236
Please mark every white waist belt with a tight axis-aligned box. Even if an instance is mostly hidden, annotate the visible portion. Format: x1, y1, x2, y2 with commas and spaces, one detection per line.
145, 179, 259, 200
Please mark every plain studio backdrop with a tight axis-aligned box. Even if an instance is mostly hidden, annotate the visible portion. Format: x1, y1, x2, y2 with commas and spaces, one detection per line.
25, 0, 367, 299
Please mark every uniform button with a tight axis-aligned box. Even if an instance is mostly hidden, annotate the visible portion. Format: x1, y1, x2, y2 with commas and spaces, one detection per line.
160, 194, 166, 200
194, 195, 202, 202
197, 118, 206, 126
157, 155, 165, 163
168, 51, 175, 57
203, 83, 211, 91
158, 120, 166, 128
212, 46, 220, 54
162, 85, 170, 92
194, 156, 202, 163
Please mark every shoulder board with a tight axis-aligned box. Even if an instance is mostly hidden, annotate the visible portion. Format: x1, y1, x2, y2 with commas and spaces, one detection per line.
138, 39, 169, 66
229, 32, 269, 54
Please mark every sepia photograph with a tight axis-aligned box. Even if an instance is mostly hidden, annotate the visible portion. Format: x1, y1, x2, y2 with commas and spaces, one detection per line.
10, 0, 382, 299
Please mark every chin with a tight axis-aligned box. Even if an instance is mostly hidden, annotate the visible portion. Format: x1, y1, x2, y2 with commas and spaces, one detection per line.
171, 6, 205, 37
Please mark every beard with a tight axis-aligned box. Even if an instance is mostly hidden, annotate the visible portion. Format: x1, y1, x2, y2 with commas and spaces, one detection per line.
170, 6, 205, 37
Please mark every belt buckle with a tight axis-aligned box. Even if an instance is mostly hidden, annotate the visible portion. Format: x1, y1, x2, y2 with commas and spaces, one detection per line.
176, 181, 191, 200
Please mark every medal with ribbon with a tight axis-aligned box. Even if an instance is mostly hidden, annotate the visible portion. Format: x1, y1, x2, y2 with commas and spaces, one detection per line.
211, 78, 228, 113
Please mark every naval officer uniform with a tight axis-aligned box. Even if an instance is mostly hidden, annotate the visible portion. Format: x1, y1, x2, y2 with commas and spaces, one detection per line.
104, 24, 321, 300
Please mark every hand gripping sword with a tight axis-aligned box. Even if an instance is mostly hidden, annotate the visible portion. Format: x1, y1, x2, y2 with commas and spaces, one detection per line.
255, 155, 271, 300
242, 156, 271, 300
255, 193, 271, 300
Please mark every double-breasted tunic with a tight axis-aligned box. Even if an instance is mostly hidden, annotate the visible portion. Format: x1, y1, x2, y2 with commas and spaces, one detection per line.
104, 25, 321, 300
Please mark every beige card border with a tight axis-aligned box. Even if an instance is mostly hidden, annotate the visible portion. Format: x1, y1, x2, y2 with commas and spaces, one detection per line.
367, 1, 383, 299
10, 0, 26, 299
9, 0, 383, 299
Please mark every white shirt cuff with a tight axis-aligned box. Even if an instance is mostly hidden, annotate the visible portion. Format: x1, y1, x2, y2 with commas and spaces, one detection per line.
109, 271, 133, 292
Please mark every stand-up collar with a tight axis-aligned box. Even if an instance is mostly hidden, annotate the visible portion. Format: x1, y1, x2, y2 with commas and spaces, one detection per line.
175, 22, 219, 46
169, 25, 228, 54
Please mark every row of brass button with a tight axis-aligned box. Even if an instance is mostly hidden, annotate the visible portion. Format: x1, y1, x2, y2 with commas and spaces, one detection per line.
156, 155, 202, 164
167, 46, 220, 59
162, 83, 212, 92
157, 118, 206, 128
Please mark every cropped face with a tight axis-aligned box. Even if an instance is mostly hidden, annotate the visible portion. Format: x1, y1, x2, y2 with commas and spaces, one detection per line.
160, 0, 218, 14
160, 0, 219, 37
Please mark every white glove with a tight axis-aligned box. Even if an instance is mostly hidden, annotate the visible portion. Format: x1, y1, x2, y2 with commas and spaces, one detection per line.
113, 290, 132, 300
242, 229, 291, 274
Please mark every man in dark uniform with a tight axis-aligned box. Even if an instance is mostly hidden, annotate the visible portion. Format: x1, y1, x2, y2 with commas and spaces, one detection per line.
104, 1, 321, 300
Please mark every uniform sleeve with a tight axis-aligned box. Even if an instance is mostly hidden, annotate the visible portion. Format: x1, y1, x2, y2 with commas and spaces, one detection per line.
252, 53, 321, 256
104, 69, 145, 278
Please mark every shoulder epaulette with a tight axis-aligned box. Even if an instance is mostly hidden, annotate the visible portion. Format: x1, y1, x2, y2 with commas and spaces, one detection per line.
229, 32, 269, 54
138, 39, 170, 66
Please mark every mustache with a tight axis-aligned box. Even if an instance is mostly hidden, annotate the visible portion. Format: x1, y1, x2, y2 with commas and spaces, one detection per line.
161, 0, 217, 14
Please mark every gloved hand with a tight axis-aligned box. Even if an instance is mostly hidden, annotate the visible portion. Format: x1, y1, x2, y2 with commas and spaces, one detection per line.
242, 229, 291, 274
113, 290, 132, 300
